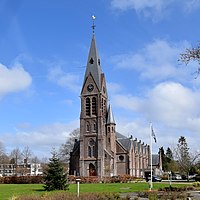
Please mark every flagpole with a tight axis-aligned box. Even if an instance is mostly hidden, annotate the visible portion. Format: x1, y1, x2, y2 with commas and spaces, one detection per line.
150, 122, 153, 191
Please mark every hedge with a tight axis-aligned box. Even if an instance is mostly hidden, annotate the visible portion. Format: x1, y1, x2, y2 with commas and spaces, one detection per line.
0, 176, 43, 184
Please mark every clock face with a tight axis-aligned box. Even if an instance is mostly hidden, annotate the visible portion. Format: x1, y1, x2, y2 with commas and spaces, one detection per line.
87, 84, 94, 92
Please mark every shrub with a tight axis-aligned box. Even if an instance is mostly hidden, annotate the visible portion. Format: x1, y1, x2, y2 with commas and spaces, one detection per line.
16, 192, 130, 200
138, 190, 189, 200
195, 175, 200, 181
193, 181, 200, 187
158, 185, 195, 192
68, 175, 138, 184
0, 176, 43, 184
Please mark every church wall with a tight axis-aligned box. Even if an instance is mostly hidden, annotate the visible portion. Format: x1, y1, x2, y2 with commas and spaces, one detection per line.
116, 154, 129, 175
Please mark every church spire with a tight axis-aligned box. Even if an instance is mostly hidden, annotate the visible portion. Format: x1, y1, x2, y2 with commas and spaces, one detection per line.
107, 104, 115, 124
83, 16, 102, 90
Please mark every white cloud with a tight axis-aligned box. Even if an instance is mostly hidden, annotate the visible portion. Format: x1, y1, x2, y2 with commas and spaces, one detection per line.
107, 82, 123, 94
113, 81, 200, 128
111, 0, 169, 12
110, 0, 200, 20
111, 39, 190, 82
184, 0, 200, 13
111, 81, 200, 152
0, 120, 79, 158
110, 0, 172, 20
48, 66, 80, 92
0, 63, 32, 98
112, 94, 143, 111
145, 82, 200, 127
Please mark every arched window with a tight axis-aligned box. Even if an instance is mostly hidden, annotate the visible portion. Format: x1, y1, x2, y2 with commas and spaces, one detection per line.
86, 122, 90, 132
88, 146, 92, 157
101, 98, 103, 114
92, 146, 95, 156
104, 100, 106, 115
88, 139, 95, 157
108, 127, 110, 133
92, 97, 97, 115
93, 121, 96, 131
86, 98, 90, 116
89, 58, 94, 64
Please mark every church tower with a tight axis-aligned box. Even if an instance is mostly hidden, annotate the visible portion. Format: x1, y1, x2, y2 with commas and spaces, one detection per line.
69, 18, 152, 178
79, 19, 116, 177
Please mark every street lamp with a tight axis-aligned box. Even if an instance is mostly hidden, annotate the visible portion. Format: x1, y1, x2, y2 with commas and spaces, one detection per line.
76, 178, 81, 197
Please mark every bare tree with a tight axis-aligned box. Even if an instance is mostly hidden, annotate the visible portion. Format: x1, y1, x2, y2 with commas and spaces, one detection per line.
10, 148, 22, 175
0, 141, 8, 163
21, 146, 32, 167
59, 128, 80, 163
179, 43, 200, 78
31, 156, 40, 164
0, 141, 5, 157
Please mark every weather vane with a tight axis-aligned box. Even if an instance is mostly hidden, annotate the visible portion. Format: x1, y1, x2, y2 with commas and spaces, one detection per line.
91, 15, 96, 33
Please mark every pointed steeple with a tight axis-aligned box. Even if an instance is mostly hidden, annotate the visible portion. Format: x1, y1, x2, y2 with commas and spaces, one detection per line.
84, 33, 102, 90
107, 104, 115, 124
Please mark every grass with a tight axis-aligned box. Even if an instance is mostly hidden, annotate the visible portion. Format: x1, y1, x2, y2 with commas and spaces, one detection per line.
0, 182, 194, 200
0, 184, 44, 200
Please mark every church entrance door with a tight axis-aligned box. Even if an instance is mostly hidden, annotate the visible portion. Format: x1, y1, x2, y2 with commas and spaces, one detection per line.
89, 163, 96, 176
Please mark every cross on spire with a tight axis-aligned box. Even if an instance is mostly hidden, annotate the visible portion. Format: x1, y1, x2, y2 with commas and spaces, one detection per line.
91, 15, 96, 33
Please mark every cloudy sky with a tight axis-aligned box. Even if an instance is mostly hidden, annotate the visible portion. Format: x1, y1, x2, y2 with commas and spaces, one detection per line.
0, 0, 200, 159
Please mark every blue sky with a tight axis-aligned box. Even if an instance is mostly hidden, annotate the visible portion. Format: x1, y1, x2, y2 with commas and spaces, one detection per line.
1, 0, 200, 159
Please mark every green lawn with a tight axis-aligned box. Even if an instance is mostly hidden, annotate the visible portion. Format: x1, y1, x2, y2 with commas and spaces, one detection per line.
0, 182, 193, 200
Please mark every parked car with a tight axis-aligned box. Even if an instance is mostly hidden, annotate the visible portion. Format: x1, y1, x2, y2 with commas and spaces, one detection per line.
175, 174, 182, 180
188, 174, 197, 180
147, 175, 162, 182
152, 175, 162, 182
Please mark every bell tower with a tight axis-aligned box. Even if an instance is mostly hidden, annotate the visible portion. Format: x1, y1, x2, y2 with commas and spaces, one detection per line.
79, 17, 108, 177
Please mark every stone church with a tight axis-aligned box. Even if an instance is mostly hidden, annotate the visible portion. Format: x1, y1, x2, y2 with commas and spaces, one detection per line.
69, 30, 153, 178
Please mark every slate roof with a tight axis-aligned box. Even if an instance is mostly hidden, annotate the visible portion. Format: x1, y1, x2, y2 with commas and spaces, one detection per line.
84, 34, 102, 90
117, 138, 132, 151
116, 132, 127, 139
107, 104, 115, 124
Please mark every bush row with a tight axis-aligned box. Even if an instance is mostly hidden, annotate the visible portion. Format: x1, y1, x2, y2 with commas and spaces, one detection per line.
0, 175, 141, 184
68, 175, 141, 184
158, 185, 195, 192
138, 191, 189, 200
17, 192, 130, 200
0, 176, 44, 184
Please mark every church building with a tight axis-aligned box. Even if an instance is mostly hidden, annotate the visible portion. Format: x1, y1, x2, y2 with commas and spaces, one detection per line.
69, 24, 152, 178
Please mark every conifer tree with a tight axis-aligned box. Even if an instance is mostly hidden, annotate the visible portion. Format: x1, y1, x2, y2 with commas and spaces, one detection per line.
166, 147, 173, 160
176, 136, 191, 175
43, 150, 69, 191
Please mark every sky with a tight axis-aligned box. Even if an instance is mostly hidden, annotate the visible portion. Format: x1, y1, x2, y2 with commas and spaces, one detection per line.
0, 0, 200, 159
